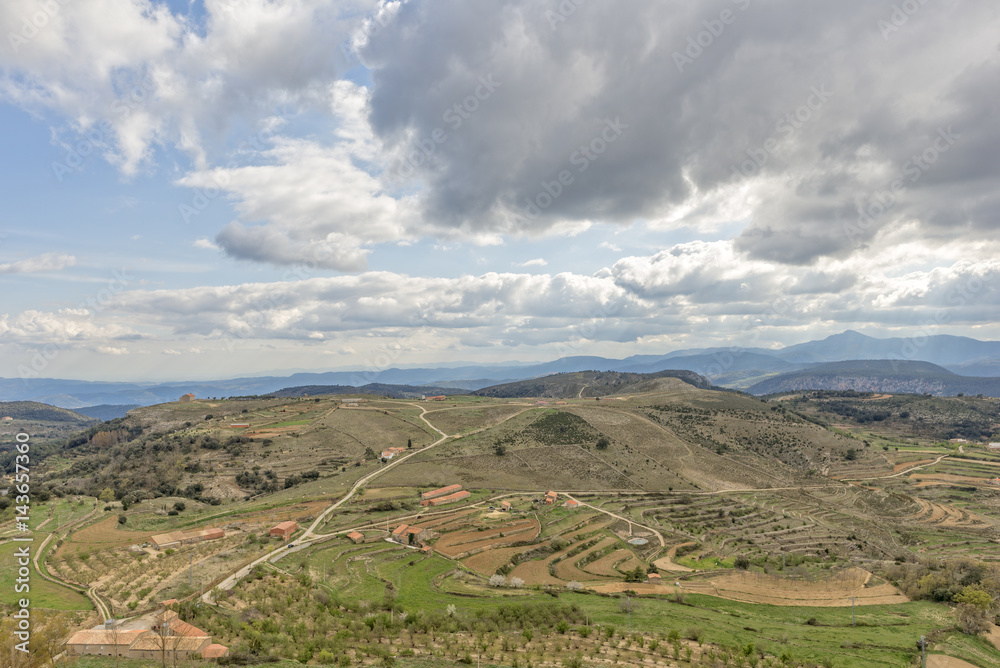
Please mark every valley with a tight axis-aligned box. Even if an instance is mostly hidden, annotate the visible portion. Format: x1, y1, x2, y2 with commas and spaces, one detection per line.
3, 376, 1000, 666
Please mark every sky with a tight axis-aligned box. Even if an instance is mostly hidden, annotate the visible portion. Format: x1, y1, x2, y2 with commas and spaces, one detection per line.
1, 0, 999, 382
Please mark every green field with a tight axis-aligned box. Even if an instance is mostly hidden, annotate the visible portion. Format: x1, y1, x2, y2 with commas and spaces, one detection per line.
0, 539, 91, 610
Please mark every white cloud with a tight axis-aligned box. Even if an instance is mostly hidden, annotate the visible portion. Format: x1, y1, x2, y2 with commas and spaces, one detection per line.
193, 238, 220, 250
0, 252, 76, 274
518, 258, 548, 268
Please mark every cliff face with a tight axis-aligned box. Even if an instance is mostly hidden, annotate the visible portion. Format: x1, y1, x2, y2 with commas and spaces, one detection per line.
747, 360, 1000, 397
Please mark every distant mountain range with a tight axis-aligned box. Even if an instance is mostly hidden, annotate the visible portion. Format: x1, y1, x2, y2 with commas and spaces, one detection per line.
3, 330, 1000, 407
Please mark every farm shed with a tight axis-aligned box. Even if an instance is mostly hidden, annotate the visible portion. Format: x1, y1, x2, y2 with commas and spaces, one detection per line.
202, 644, 230, 659
346, 531, 365, 544
270, 521, 298, 540
381, 447, 406, 459
421, 484, 463, 501
647, 572, 662, 584
500, 501, 512, 511
178, 393, 195, 402
424, 490, 471, 507
565, 499, 581, 509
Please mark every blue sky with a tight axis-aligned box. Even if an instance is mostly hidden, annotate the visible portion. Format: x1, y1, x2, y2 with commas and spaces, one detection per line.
1, 0, 999, 382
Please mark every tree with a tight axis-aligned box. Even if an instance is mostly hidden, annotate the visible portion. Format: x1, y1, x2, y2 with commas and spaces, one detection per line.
493, 443, 507, 456
407, 438, 412, 449
99, 488, 116, 503
734, 556, 751, 570
956, 603, 991, 635
489, 574, 507, 587
954, 586, 994, 635
596, 437, 610, 450
118, 514, 127, 525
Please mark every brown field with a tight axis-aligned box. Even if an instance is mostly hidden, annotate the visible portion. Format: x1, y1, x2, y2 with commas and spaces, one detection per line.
463, 542, 551, 576
583, 548, 641, 577
653, 542, 696, 573
553, 537, 618, 581
906, 497, 991, 529
434, 519, 541, 558
680, 567, 908, 607
414, 509, 476, 529
55, 516, 161, 558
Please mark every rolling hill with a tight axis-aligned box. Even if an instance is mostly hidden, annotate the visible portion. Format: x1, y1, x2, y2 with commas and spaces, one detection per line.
747, 360, 1000, 397
473, 369, 715, 398
0, 401, 97, 424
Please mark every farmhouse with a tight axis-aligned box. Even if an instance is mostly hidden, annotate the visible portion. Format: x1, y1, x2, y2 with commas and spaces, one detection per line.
500, 501, 512, 512
421, 490, 471, 507
427, 395, 447, 401
544, 491, 558, 505
647, 572, 662, 584
346, 531, 365, 544
1, 416, 12, 421
392, 524, 429, 545
128, 634, 212, 661
178, 393, 195, 402
381, 447, 406, 459
270, 521, 299, 540
64, 629, 148, 657
151, 527, 224, 550
565, 499, 581, 510
421, 484, 463, 501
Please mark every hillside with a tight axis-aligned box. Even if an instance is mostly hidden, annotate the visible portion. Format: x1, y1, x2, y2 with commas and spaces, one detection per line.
473, 369, 714, 398
0, 400, 96, 424
74, 404, 142, 420
748, 360, 1000, 397
272, 383, 463, 399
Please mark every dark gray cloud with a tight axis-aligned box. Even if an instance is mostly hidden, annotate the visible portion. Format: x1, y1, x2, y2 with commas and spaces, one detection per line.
363, 0, 1000, 263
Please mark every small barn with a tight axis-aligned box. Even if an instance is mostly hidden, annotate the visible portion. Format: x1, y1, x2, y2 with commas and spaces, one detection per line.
346, 531, 365, 544
270, 521, 298, 540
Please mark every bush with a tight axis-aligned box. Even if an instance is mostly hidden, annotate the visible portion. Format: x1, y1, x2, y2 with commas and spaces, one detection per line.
117, 514, 127, 525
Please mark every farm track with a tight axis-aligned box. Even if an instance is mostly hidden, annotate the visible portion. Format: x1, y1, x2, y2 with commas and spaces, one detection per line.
203, 403, 531, 604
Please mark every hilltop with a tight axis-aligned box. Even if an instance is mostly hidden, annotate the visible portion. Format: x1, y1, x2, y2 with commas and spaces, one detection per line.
473, 369, 715, 398
0, 400, 96, 423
